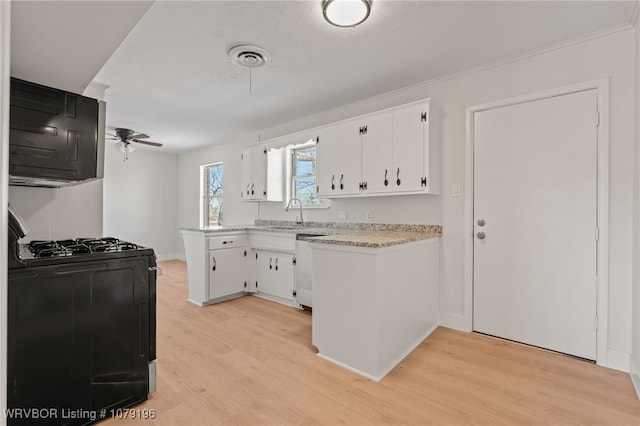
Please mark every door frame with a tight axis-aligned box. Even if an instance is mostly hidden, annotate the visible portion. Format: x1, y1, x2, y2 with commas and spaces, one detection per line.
464, 78, 610, 366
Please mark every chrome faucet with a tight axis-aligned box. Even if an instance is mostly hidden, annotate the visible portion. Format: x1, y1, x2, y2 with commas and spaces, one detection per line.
285, 198, 304, 226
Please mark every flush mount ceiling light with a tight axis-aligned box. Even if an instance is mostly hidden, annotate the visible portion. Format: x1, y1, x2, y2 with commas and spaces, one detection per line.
322, 0, 372, 28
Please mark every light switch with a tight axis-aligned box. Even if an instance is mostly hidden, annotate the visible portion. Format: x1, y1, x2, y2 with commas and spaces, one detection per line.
451, 183, 461, 197
366, 211, 373, 222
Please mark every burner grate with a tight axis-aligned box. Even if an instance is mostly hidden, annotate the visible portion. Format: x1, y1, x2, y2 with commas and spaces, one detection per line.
26, 238, 138, 258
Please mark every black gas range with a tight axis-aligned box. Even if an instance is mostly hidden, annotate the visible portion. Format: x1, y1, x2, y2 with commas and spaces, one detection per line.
7, 208, 158, 425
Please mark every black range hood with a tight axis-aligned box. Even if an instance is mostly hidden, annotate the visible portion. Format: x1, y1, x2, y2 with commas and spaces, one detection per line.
9, 78, 105, 188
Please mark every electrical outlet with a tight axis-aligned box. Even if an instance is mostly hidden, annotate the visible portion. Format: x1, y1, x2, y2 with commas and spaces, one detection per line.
366, 211, 373, 222
451, 183, 462, 197
338, 210, 347, 221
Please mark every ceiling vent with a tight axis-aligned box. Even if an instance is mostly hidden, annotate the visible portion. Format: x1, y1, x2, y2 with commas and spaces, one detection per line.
228, 45, 269, 68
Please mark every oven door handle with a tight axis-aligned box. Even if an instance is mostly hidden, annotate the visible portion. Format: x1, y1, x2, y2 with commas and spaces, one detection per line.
148, 266, 163, 276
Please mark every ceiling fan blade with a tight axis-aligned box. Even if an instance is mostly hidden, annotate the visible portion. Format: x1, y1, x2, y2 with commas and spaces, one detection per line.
131, 139, 163, 147
131, 133, 150, 140
106, 136, 120, 140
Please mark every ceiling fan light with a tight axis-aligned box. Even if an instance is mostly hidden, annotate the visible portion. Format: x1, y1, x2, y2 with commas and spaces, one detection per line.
323, 0, 371, 27
115, 141, 136, 153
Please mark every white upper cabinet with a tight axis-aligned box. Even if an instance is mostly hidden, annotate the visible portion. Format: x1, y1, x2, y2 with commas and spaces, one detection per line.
316, 122, 362, 197
360, 113, 393, 194
392, 102, 439, 194
240, 145, 284, 202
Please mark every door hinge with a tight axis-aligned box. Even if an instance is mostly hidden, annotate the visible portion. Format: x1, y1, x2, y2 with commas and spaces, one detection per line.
421, 112, 427, 122
316, 136, 319, 144
263, 190, 267, 196
363, 125, 367, 134
241, 153, 244, 160
293, 290, 297, 298
263, 148, 267, 155
244, 250, 247, 257
316, 185, 319, 193
363, 181, 368, 190
256, 281, 259, 288
292, 257, 296, 265
421, 177, 427, 187
255, 252, 258, 260
244, 281, 247, 288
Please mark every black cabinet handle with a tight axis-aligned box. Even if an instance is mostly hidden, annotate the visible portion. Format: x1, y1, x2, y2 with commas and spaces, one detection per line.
331, 175, 335, 190
212, 257, 216, 272
340, 174, 344, 190
384, 169, 388, 186
222, 240, 234, 245
269, 257, 273, 270
246, 184, 250, 195
251, 183, 255, 195
396, 168, 401, 186
275, 258, 278, 271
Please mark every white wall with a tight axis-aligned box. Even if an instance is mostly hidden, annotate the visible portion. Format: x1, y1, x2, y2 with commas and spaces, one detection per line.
177, 28, 636, 369
103, 146, 178, 260
1, 1, 10, 421
631, 17, 640, 394
9, 180, 103, 241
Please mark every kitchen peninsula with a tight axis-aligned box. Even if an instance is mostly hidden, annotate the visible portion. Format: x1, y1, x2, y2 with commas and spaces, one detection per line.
181, 221, 441, 381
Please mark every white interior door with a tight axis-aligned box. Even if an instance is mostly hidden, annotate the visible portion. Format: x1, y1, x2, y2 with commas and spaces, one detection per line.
473, 89, 598, 360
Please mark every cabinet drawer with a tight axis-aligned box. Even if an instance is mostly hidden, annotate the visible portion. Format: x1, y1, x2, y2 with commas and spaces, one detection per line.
208, 234, 248, 250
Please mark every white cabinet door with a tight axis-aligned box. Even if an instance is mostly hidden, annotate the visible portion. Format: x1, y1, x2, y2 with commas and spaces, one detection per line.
392, 102, 439, 194
209, 248, 248, 300
316, 122, 362, 197
392, 104, 427, 193
338, 122, 363, 196
254, 250, 295, 302
250, 145, 267, 199
240, 145, 268, 200
240, 148, 252, 199
361, 114, 393, 195
316, 125, 342, 197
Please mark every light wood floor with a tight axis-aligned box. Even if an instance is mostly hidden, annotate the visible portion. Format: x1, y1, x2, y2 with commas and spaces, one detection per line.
109, 260, 640, 425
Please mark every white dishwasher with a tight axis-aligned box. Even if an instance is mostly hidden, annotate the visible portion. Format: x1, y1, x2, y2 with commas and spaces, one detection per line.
295, 234, 322, 308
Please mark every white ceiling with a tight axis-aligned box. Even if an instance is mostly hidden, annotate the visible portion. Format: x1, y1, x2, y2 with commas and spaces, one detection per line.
11, 1, 638, 154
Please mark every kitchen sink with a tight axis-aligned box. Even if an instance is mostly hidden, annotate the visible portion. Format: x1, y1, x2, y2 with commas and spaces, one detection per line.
295, 233, 326, 240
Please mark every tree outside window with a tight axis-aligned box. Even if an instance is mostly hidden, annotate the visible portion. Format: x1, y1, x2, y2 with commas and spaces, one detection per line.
291, 146, 325, 206
201, 162, 223, 227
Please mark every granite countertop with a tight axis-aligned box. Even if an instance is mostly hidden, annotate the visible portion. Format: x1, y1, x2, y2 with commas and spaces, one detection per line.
181, 221, 442, 248
306, 229, 440, 248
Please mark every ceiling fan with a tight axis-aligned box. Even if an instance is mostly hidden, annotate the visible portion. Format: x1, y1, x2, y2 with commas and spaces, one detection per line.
107, 128, 163, 161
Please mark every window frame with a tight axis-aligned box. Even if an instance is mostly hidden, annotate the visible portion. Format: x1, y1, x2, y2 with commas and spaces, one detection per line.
289, 142, 328, 209
200, 162, 224, 227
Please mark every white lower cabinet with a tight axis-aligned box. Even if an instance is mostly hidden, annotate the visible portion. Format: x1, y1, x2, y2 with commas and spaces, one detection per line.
209, 247, 248, 300
183, 229, 300, 307
253, 249, 297, 304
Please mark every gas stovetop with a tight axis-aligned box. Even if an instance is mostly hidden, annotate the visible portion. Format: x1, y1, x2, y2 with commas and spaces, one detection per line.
27, 237, 139, 258
10, 237, 155, 269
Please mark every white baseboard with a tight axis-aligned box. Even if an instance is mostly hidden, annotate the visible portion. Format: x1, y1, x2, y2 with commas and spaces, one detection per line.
156, 253, 185, 261
437, 311, 468, 332
606, 349, 630, 372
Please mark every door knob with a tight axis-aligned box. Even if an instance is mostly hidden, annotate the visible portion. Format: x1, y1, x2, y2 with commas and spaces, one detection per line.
477, 219, 486, 227
476, 232, 486, 240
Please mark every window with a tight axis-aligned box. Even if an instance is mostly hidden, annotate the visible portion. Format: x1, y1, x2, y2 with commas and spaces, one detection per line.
291, 144, 326, 207
201, 162, 223, 227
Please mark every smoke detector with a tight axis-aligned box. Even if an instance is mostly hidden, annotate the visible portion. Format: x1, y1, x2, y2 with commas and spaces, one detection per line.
228, 45, 269, 68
